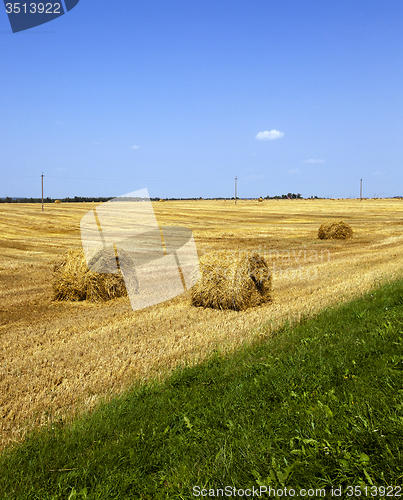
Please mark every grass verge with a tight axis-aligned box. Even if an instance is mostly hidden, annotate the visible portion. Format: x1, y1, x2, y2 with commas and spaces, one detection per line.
1, 279, 403, 499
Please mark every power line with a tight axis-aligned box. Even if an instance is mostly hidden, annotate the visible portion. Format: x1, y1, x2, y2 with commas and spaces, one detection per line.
2, 175, 39, 179
1, 174, 401, 187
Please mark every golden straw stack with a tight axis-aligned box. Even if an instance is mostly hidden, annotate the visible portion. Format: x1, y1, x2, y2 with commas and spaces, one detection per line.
53, 248, 135, 302
318, 220, 353, 240
191, 250, 272, 311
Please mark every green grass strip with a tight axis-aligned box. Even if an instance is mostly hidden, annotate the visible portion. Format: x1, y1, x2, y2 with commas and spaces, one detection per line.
1, 279, 403, 499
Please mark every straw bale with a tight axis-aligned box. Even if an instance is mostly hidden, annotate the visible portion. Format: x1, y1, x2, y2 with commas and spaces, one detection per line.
191, 250, 272, 311
54, 199, 61, 203
159, 199, 164, 202
318, 220, 353, 240
87, 246, 132, 274
258, 197, 263, 202
53, 248, 136, 302
83, 271, 128, 302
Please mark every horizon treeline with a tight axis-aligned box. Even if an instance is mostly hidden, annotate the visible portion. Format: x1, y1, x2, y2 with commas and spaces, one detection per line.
0, 193, 318, 203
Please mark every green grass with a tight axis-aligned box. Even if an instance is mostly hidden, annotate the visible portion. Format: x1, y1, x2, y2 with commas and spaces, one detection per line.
1, 280, 403, 499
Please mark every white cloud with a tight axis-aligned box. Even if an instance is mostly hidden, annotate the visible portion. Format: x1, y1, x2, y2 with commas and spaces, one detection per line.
303, 159, 325, 163
255, 130, 284, 141
288, 168, 300, 174
55, 121, 63, 125
131, 145, 140, 149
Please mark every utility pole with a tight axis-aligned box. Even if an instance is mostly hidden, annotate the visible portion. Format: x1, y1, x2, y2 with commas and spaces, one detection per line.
235, 176, 237, 205
41, 173, 44, 211
360, 178, 362, 201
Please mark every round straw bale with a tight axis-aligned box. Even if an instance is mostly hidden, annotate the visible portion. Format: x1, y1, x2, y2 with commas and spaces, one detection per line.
53, 249, 88, 301
54, 199, 61, 203
159, 199, 164, 202
318, 220, 353, 240
87, 246, 133, 274
83, 270, 128, 302
258, 197, 263, 202
191, 250, 272, 311
53, 248, 136, 302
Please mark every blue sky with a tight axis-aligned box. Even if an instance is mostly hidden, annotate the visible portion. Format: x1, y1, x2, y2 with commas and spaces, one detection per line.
1, 0, 402, 199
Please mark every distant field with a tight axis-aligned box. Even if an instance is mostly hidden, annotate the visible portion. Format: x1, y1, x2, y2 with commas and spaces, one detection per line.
1, 199, 403, 450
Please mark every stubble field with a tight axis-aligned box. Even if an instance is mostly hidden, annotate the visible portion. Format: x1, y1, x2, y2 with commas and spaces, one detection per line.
1, 198, 403, 451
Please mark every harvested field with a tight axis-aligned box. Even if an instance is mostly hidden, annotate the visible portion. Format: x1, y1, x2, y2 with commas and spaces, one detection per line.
1, 199, 403, 450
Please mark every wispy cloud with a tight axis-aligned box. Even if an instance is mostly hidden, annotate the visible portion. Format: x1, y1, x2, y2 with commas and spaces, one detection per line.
55, 121, 63, 125
131, 145, 140, 150
288, 168, 300, 174
255, 130, 284, 141
303, 159, 325, 163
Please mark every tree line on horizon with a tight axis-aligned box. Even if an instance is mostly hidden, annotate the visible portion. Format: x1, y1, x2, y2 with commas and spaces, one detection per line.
0, 193, 318, 203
